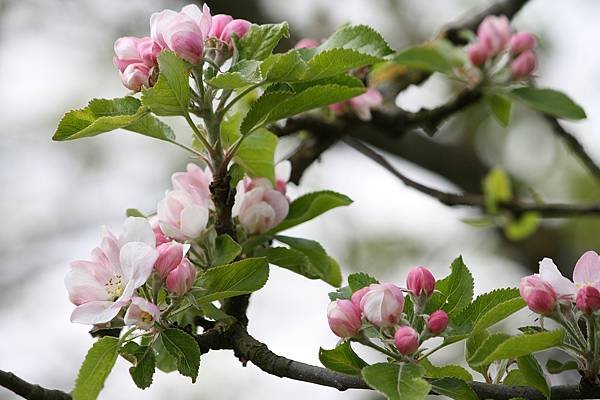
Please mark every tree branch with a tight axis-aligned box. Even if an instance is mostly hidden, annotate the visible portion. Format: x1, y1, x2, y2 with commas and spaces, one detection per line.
344, 137, 600, 218
0, 370, 71, 400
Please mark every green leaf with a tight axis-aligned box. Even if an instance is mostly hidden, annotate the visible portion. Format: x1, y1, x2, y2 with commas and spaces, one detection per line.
468, 330, 565, 367
510, 87, 586, 120
362, 363, 430, 400
153, 335, 178, 373
207, 60, 262, 89
141, 51, 191, 116
235, 22, 290, 61
328, 285, 353, 301
303, 49, 381, 80
271, 191, 353, 233
419, 359, 472, 381
486, 93, 512, 127
516, 355, 550, 399
126, 208, 145, 218
546, 359, 578, 374
466, 330, 491, 376
53, 97, 174, 142
234, 129, 278, 183
319, 24, 393, 58
394, 45, 454, 74
483, 167, 512, 214
213, 234, 242, 266
427, 256, 473, 318
430, 378, 478, 400
159, 329, 200, 382
275, 236, 342, 286
195, 257, 269, 303
73, 337, 120, 400
318, 342, 367, 375
505, 212, 541, 241
348, 272, 379, 292
503, 369, 529, 386
257, 246, 310, 277
261, 51, 307, 81
240, 84, 364, 134
128, 345, 156, 389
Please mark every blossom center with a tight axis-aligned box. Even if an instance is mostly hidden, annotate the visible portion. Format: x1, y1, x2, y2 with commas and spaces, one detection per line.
140, 311, 154, 324
105, 275, 124, 300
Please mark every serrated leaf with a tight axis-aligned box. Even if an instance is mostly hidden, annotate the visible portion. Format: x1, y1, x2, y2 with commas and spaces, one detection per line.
430, 378, 478, 400
319, 24, 393, 58
362, 363, 430, 400
546, 359, 578, 374
505, 212, 541, 241
516, 355, 550, 399
270, 190, 353, 233
240, 84, 364, 134
207, 60, 262, 89
328, 285, 353, 301
73, 337, 120, 400
234, 128, 278, 183
213, 234, 241, 266
256, 246, 310, 277
261, 51, 307, 81
195, 257, 269, 303
348, 273, 379, 292
128, 345, 156, 389
486, 93, 512, 127
303, 48, 381, 80
503, 369, 529, 386
466, 330, 491, 375
275, 236, 342, 287
160, 329, 200, 382
510, 87, 586, 120
319, 342, 367, 375
427, 256, 473, 318
483, 167, 512, 214
394, 45, 454, 74
153, 335, 178, 373
419, 359, 472, 381
141, 51, 191, 116
469, 330, 565, 367
235, 22, 290, 61
53, 97, 174, 142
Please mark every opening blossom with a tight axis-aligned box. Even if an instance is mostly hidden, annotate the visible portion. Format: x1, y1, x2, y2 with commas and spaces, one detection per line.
165, 258, 197, 296
124, 297, 160, 330
359, 283, 404, 327
327, 299, 362, 338
113, 36, 161, 91
65, 217, 159, 325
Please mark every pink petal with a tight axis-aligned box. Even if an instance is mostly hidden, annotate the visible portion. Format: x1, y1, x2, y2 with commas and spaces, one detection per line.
120, 217, 156, 247
119, 242, 159, 288
573, 251, 600, 287
70, 301, 122, 325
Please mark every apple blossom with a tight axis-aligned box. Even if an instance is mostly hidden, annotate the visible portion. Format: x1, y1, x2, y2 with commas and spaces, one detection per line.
327, 300, 362, 338
165, 258, 197, 296
572, 250, 600, 289
509, 32, 537, 55
477, 15, 511, 56
359, 283, 404, 327
150, 217, 170, 246
394, 326, 419, 355
65, 217, 159, 325
124, 297, 160, 330
154, 241, 190, 279
113, 36, 161, 91
171, 163, 213, 204
426, 310, 449, 335
157, 189, 210, 241
538, 258, 576, 301
510, 50, 537, 79
406, 266, 436, 298
519, 275, 558, 315
238, 186, 289, 234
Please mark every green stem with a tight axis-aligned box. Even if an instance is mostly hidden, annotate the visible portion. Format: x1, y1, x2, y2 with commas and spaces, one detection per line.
218, 82, 265, 119
183, 114, 215, 161
166, 139, 211, 166
417, 342, 445, 360
119, 327, 137, 344
354, 339, 402, 361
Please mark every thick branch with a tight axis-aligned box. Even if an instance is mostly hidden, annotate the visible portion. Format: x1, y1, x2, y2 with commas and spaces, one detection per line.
345, 137, 600, 218
0, 370, 71, 400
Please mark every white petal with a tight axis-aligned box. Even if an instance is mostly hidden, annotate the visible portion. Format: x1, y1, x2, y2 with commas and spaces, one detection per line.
119, 242, 159, 287
70, 301, 122, 325
276, 160, 292, 183
180, 205, 209, 238
539, 257, 576, 297
120, 217, 156, 247
573, 251, 600, 286
65, 264, 109, 305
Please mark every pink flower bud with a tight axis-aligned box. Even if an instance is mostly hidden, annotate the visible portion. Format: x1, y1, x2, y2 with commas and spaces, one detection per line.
359, 283, 404, 327
162, 13, 205, 64
157, 189, 209, 241
327, 300, 362, 338
208, 14, 233, 38
154, 241, 189, 279
119, 63, 152, 91
426, 310, 449, 335
351, 286, 371, 309
113, 36, 161, 73
124, 297, 160, 330
510, 50, 537, 79
467, 42, 489, 67
238, 187, 289, 234
576, 286, 600, 314
219, 19, 251, 45
519, 275, 557, 315
294, 38, 319, 49
165, 258, 196, 296
477, 15, 511, 55
349, 88, 383, 121
509, 32, 537, 55
394, 326, 419, 355
406, 267, 436, 297
150, 217, 170, 246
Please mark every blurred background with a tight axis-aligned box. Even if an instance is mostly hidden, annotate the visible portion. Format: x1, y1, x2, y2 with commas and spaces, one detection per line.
1, 0, 599, 399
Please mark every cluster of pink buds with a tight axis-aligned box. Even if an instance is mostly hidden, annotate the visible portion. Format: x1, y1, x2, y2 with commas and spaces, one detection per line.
294, 38, 383, 121
520, 251, 600, 381
327, 267, 448, 358
113, 4, 251, 91
466, 15, 537, 80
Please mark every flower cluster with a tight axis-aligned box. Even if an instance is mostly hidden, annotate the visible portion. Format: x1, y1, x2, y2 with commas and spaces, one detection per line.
294, 38, 383, 121
466, 15, 537, 81
520, 251, 600, 381
113, 4, 251, 91
65, 162, 290, 330
327, 267, 448, 358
